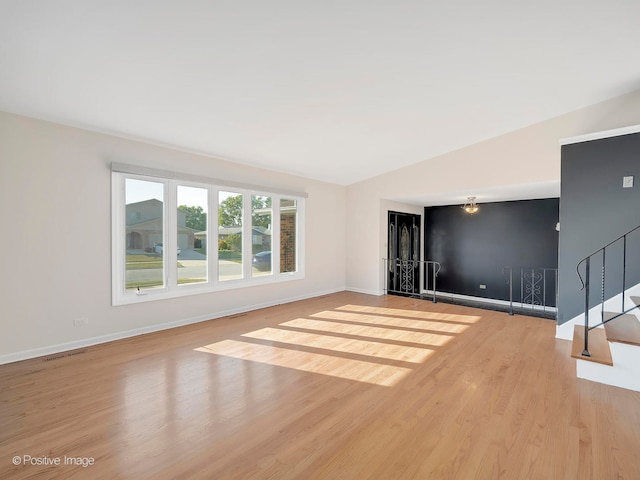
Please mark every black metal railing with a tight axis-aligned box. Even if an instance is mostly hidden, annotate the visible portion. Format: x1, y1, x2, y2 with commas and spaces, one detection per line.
502, 266, 558, 317
383, 258, 441, 303
576, 224, 640, 357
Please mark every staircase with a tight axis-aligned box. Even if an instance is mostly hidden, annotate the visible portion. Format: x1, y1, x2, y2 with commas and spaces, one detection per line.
566, 224, 640, 392
570, 294, 640, 353
570, 303, 640, 391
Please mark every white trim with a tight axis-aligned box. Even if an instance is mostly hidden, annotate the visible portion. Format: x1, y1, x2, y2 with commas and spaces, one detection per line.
294, 199, 305, 277
0, 287, 346, 366
347, 287, 384, 296
111, 162, 308, 199
422, 290, 557, 312
114, 270, 305, 306
560, 124, 640, 145
113, 172, 306, 305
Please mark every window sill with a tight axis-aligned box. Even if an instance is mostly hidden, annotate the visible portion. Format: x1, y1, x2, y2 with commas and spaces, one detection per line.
112, 272, 304, 306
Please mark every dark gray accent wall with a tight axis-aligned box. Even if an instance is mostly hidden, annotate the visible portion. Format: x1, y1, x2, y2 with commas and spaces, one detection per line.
425, 199, 559, 302
558, 132, 640, 324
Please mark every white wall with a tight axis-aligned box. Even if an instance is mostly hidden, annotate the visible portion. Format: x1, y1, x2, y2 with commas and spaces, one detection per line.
345, 198, 424, 296
4, 89, 640, 362
346, 89, 640, 295
0, 111, 347, 363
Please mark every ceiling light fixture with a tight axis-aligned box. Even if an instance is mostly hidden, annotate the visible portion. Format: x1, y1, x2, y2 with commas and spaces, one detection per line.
462, 196, 479, 214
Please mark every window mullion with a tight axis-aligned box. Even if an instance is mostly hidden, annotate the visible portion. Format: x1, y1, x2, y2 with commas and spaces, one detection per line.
166, 180, 177, 289
272, 195, 281, 275
297, 199, 305, 275
243, 191, 252, 280
113, 173, 125, 303
210, 186, 219, 285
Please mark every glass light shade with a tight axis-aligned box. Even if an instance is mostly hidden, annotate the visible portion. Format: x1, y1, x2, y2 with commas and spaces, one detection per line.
464, 205, 479, 214
462, 197, 479, 214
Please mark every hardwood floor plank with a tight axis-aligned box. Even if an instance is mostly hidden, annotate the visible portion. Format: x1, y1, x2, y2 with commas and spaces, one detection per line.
1, 292, 640, 479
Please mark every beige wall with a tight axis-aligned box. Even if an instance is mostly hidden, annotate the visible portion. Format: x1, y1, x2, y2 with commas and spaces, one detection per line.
346, 89, 640, 295
0, 111, 347, 362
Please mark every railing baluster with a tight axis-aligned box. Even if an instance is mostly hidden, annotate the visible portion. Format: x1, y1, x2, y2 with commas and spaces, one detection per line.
583, 257, 591, 357
432, 262, 437, 303
385, 259, 562, 319
509, 267, 513, 316
501, 266, 556, 318
601, 248, 606, 324
531, 267, 535, 310
543, 268, 547, 313
520, 269, 524, 310
622, 235, 626, 312
576, 224, 640, 343
575, 224, 640, 335
383, 259, 441, 301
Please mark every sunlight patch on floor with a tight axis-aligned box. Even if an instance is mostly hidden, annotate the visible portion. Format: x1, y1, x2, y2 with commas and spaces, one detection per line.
307, 311, 469, 335
279, 318, 453, 347
195, 340, 413, 386
194, 303, 480, 387
241, 327, 435, 363
336, 305, 482, 324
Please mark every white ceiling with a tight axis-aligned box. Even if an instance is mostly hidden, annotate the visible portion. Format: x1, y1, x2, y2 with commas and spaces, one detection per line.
1, 1, 639, 187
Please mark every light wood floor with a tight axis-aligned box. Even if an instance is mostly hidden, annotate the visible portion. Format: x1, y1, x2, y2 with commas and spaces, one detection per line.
2, 292, 640, 479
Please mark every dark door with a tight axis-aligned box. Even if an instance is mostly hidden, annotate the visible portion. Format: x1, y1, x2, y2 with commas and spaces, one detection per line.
388, 211, 421, 295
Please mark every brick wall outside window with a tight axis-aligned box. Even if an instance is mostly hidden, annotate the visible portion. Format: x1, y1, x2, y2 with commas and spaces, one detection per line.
280, 213, 296, 273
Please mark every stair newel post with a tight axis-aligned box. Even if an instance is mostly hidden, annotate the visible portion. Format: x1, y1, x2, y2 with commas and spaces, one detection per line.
622, 235, 627, 312
601, 248, 606, 324
431, 262, 437, 304
583, 257, 591, 357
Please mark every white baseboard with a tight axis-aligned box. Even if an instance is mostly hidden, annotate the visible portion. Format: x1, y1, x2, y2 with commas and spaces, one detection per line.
346, 286, 384, 296
424, 290, 557, 312
0, 287, 346, 366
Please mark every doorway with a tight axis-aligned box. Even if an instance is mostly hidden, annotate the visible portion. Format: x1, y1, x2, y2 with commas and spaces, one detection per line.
387, 211, 421, 295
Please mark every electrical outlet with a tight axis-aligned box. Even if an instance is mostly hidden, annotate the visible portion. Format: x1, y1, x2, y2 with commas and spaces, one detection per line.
479, 284, 487, 289
623, 176, 634, 188
74, 317, 89, 327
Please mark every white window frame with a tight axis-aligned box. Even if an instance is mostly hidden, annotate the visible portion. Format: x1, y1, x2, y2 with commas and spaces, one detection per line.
112, 167, 305, 306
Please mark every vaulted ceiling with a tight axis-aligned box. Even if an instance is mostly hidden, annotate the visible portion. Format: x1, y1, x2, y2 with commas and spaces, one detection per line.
1, 1, 639, 185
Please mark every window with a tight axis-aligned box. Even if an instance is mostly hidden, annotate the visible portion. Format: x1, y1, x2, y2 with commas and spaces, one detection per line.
124, 178, 165, 293
218, 191, 243, 282
177, 185, 208, 286
252, 195, 272, 277
112, 168, 305, 305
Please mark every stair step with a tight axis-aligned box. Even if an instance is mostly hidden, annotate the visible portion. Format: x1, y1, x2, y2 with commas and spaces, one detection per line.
571, 326, 613, 366
630, 296, 640, 307
604, 313, 640, 346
